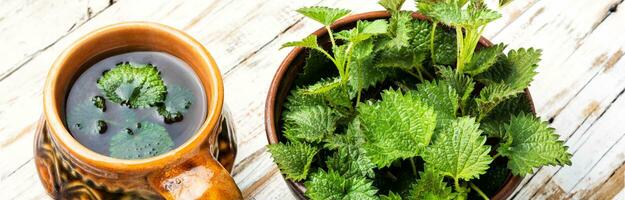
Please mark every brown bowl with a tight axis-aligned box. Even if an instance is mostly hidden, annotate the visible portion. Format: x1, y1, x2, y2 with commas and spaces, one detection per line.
265, 11, 531, 199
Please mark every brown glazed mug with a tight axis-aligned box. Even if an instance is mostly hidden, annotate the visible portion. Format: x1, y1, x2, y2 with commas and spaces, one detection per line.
36, 22, 242, 199
265, 11, 529, 200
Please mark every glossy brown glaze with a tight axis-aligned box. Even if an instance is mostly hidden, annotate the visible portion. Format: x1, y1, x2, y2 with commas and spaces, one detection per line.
265, 11, 533, 199
38, 22, 242, 199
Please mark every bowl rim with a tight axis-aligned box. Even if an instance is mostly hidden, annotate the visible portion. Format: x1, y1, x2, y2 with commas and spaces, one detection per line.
265, 10, 529, 199
43, 22, 224, 173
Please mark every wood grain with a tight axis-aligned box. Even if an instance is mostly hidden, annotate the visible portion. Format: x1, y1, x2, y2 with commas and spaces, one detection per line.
0, 0, 624, 199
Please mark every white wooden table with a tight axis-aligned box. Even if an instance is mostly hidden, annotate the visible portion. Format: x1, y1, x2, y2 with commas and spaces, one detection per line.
0, 0, 624, 199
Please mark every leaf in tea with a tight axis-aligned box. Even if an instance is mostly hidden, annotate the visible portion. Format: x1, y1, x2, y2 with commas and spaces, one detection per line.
97, 63, 167, 108
67, 98, 106, 135
158, 85, 193, 123
109, 121, 174, 159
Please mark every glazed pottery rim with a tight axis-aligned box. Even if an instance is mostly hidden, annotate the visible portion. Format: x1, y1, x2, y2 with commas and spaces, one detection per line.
43, 22, 224, 172
265, 11, 528, 199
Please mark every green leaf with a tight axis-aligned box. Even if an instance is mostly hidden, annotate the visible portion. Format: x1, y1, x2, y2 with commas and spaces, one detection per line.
268, 142, 318, 181
417, 0, 501, 28
337, 20, 389, 43
296, 50, 337, 86
349, 39, 394, 94
378, 0, 406, 12
109, 121, 174, 159
97, 63, 167, 108
283, 105, 341, 143
358, 89, 437, 168
408, 169, 455, 200
410, 20, 433, 53
297, 6, 351, 26
326, 145, 376, 179
464, 43, 505, 76
497, 113, 572, 176
282, 35, 321, 50
380, 191, 402, 200
431, 26, 457, 65
284, 87, 324, 112
423, 117, 493, 182
474, 82, 520, 120
324, 118, 367, 150
305, 170, 378, 200
67, 98, 106, 135
412, 80, 459, 125
438, 66, 475, 112
384, 11, 414, 50
303, 77, 343, 94
481, 94, 534, 138
157, 85, 193, 123
478, 48, 542, 91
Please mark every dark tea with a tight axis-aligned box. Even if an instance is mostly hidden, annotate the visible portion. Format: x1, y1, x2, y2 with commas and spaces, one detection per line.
65, 51, 207, 159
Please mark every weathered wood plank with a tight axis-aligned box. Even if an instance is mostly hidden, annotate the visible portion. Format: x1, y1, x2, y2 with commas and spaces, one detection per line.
0, 0, 113, 81
507, 1, 625, 198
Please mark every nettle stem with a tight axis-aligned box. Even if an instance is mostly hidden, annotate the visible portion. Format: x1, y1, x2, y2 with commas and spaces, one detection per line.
470, 183, 489, 200
429, 22, 439, 65
326, 26, 337, 47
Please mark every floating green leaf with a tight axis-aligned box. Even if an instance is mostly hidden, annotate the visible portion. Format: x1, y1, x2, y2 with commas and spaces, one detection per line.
158, 85, 193, 123
109, 121, 174, 159
67, 99, 105, 135
97, 63, 166, 108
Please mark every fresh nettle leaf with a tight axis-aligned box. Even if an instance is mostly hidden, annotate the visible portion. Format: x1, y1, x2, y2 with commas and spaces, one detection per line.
438, 66, 475, 113
408, 169, 456, 200
305, 170, 378, 200
297, 6, 351, 26
296, 50, 337, 86
478, 48, 541, 91
349, 39, 394, 95
422, 117, 493, 184
464, 43, 505, 76
157, 85, 193, 123
411, 80, 459, 126
497, 113, 572, 176
378, 0, 406, 12
431, 26, 458, 66
324, 118, 367, 150
474, 82, 519, 121
283, 105, 341, 143
268, 142, 318, 181
417, 0, 501, 72
109, 121, 174, 159
358, 89, 437, 167
326, 145, 376, 179
67, 99, 106, 135
380, 192, 402, 200
97, 63, 167, 108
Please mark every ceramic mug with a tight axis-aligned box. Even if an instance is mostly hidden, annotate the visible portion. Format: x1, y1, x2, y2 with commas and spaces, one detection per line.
36, 22, 243, 199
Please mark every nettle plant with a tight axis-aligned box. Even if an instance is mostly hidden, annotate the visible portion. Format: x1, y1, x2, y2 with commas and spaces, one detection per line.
269, 0, 572, 199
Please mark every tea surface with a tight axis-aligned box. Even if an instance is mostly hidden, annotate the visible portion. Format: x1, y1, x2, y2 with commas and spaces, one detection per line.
65, 51, 207, 158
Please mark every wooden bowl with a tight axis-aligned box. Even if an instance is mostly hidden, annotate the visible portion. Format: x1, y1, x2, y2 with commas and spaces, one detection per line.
265, 11, 532, 199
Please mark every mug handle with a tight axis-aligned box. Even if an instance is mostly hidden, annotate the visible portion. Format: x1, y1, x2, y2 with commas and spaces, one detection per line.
148, 152, 243, 200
